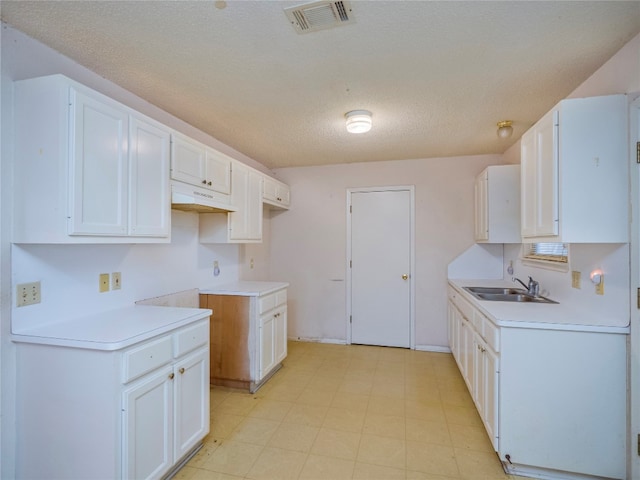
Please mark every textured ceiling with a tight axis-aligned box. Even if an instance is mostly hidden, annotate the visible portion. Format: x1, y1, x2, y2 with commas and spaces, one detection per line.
2, 1, 639, 169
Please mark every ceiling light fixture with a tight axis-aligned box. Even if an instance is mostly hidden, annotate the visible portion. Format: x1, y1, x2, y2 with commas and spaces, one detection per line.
345, 110, 372, 134
497, 120, 513, 139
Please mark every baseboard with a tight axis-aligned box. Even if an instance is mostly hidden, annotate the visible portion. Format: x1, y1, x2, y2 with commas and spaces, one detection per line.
414, 345, 451, 353
290, 337, 451, 353
289, 336, 347, 345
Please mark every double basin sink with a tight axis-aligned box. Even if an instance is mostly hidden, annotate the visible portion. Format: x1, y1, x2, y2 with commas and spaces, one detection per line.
463, 286, 558, 304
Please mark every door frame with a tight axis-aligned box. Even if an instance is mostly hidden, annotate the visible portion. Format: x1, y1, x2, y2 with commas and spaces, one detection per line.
346, 185, 415, 349
629, 95, 640, 479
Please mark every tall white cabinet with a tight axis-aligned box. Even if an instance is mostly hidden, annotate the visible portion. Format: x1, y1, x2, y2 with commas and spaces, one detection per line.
13, 74, 171, 243
520, 94, 628, 242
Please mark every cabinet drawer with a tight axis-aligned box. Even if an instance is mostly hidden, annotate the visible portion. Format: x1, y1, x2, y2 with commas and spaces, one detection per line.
476, 312, 500, 352
123, 335, 173, 383
174, 320, 209, 358
275, 289, 287, 307
454, 294, 474, 322
259, 289, 287, 315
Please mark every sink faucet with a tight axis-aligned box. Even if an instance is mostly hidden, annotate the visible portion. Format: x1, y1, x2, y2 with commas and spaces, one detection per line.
513, 276, 540, 297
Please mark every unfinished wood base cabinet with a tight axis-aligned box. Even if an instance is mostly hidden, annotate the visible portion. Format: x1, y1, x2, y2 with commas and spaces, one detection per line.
200, 285, 287, 392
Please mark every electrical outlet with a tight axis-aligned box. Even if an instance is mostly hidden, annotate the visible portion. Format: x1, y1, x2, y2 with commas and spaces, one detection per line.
571, 271, 581, 289
99, 273, 110, 293
596, 275, 604, 295
112, 272, 121, 290
213, 261, 220, 277
250, 258, 254, 269
16, 281, 41, 307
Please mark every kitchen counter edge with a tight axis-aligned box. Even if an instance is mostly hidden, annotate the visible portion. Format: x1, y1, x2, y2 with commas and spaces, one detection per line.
199, 281, 289, 296
11, 305, 212, 351
448, 279, 629, 334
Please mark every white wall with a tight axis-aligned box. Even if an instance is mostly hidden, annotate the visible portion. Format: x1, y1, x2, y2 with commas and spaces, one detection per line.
271, 154, 505, 348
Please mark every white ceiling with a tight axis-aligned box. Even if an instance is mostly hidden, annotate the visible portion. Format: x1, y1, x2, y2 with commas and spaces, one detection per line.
2, 1, 639, 169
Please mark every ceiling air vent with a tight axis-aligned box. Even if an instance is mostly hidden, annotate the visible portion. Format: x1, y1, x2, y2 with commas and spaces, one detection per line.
284, 1, 354, 34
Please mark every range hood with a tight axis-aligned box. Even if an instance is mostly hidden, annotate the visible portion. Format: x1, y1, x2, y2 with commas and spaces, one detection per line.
171, 181, 238, 214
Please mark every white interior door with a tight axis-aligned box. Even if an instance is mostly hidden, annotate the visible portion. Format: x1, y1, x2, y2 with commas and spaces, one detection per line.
349, 187, 413, 348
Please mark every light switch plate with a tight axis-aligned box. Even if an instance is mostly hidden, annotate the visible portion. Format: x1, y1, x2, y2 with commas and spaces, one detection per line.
112, 272, 121, 290
99, 273, 110, 293
16, 281, 41, 307
571, 271, 581, 289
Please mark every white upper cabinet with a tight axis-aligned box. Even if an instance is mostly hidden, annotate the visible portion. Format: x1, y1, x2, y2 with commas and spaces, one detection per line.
474, 165, 520, 243
199, 161, 264, 243
170, 132, 231, 195
13, 74, 171, 243
129, 115, 171, 237
229, 162, 263, 242
263, 175, 290, 210
68, 88, 129, 236
520, 94, 628, 243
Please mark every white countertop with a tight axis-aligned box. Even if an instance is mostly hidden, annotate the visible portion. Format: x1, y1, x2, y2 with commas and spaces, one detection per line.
199, 281, 289, 296
449, 278, 630, 334
11, 305, 212, 351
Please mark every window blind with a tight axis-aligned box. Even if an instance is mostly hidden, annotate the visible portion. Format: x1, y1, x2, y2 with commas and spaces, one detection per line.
523, 242, 568, 263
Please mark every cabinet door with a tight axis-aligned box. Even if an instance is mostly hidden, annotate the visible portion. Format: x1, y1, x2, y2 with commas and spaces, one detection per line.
483, 347, 499, 450
229, 163, 263, 242
259, 314, 275, 381
474, 171, 488, 241
174, 348, 210, 461
263, 176, 278, 203
204, 150, 232, 194
472, 335, 500, 450
170, 134, 206, 187
520, 129, 537, 237
69, 88, 128, 235
229, 163, 248, 240
274, 306, 287, 365
276, 184, 291, 207
535, 110, 559, 236
129, 115, 171, 237
448, 300, 461, 365
122, 366, 174, 480
246, 169, 263, 240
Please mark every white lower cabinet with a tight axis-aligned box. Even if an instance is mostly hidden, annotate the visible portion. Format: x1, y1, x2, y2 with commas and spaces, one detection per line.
15, 319, 210, 480
259, 304, 287, 381
448, 284, 626, 479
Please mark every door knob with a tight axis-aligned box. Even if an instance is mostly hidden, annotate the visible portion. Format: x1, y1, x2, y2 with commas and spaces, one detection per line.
402, 274, 409, 280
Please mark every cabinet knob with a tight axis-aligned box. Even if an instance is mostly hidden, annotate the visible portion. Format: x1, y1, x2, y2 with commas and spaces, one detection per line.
202, 180, 207, 184
179, 367, 185, 374
169, 373, 175, 380
207, 181, 212, 186
402, 274, 409, 280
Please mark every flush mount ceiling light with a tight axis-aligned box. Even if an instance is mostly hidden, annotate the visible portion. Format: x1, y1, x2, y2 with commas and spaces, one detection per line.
497, 120, 513, 139
345, 110, 372, 134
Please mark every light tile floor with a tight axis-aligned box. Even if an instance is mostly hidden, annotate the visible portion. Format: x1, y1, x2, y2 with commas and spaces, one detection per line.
176, 341, 526, 480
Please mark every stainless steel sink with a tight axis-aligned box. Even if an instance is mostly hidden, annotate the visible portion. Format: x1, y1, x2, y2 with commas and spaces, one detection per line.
464, 286, 526, 295
463, 287, 558, 304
